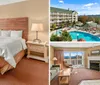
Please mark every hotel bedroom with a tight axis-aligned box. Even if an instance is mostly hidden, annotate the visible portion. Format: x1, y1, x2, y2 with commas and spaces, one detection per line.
0, 0, 49, 85
50, 43, 100, 85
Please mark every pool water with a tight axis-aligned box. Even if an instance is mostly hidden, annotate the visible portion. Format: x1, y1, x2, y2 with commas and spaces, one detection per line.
54, 29, 62, 36
54, 30, 100, 41
70, 31, 100, 41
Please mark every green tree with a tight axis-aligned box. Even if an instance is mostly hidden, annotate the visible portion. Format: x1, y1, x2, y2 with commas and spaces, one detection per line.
60, 22, 65, 28
50, 30, 72, 41
50, 34, 58, 41
95, 18, 99, 24
78, 15, 88, 24
51, 24, 57, 31
88, 16, 95, 22
61, 30, 72, 41
72, 21, 76, 27
66, 21, 70, 27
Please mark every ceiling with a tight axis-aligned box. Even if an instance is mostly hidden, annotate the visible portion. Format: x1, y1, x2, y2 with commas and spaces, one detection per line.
50, 43, 100, 48
0, 0, 26, 5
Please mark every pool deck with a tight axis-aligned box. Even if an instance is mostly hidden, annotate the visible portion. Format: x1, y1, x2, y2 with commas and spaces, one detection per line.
51, 28, 100, 37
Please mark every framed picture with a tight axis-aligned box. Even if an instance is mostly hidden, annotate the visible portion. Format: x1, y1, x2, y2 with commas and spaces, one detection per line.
91, 50, 100, 56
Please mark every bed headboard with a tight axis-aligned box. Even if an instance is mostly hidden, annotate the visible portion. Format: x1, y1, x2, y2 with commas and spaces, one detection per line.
0, 17, 28, 41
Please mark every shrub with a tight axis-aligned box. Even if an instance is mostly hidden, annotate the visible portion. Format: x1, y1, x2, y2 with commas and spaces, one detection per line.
51, 24, 57, 31
50, 30, 72, 41
61, 30, 72, 41
50, 34, 58, 41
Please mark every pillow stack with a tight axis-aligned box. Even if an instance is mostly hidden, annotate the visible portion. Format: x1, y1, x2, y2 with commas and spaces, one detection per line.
0, 30, 23, 38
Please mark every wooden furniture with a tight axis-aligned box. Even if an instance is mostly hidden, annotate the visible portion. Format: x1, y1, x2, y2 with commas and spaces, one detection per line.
63, 61, 73, 71
58, 68, 71, 85
0, 50, 25, 74
0, 17, 28, 41
0, 17, 28, 74
27, 41, 48, 63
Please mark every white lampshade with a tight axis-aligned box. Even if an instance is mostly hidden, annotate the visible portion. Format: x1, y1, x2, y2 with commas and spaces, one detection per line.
31, 23, 43, 31
53, 57, 57, 61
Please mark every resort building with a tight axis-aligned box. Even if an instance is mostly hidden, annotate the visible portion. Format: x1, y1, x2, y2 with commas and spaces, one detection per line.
50, 7, 78, 26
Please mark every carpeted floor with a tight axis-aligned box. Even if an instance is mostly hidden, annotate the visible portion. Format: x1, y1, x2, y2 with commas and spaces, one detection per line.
0, 57, 48, 85
69, 68, 100, 85
51, 68, 100, 85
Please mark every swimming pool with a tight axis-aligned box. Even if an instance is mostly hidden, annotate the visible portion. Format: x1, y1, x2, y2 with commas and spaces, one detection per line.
54, 29, 100, 41
70, 31, 100, 41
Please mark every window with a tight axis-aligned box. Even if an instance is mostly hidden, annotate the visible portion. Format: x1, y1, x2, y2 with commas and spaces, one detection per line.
64, 51, 84, 66
64, 52, 70, 64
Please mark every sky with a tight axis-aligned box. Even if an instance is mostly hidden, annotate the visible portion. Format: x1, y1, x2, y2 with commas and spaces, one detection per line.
50, 0, 100, 15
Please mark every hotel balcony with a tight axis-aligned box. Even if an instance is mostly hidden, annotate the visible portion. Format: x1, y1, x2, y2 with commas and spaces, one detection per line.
50, 17, 57, 19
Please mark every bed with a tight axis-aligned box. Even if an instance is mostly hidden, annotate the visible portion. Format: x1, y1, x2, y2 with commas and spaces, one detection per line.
0, 17, 28, 74
79, 80, 100, 85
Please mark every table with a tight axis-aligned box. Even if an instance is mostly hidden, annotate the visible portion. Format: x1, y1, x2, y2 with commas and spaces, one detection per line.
58, 68, 71, 85
27, 41, 48, 63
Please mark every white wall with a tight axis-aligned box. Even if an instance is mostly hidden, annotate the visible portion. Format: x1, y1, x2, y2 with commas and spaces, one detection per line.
0, 0, 49, 42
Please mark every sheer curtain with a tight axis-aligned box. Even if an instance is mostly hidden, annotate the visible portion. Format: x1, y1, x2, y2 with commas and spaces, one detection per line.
54, 50, 64, 69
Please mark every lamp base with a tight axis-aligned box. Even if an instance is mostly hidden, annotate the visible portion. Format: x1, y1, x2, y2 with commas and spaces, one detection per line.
33, 39, 41, 43
54, 61, 56, 65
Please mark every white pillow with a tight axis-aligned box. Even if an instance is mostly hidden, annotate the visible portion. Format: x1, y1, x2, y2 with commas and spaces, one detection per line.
1, 30, 11, 37
11, 30, 23, 38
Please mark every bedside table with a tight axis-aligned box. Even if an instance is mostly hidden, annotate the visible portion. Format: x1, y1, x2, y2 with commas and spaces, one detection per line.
27, 41, 48, 63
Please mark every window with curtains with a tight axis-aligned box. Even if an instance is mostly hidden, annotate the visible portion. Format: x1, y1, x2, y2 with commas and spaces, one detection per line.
64, 51, 84, 66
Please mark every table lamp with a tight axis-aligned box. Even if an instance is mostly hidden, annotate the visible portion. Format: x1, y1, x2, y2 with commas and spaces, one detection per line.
53, 57, 57, 65
31, 23, 43, 43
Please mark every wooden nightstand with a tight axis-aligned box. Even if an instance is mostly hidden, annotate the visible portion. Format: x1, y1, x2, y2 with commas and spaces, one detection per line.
27, 41, 48, 63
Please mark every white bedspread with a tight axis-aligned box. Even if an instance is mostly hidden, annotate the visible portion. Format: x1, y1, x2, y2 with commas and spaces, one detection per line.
79, 80, 100, 85
0, 36, 27, 68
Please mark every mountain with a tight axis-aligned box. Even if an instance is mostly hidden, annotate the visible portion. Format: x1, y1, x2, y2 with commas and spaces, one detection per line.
87, 15, 100, 19
88, 15, 100, 17
79, 15, 100, 17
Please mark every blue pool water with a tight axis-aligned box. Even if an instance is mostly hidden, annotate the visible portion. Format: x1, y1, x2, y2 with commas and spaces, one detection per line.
70, 31, 100, 41
54, 29, 62, 36
54, 29, 100, 41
